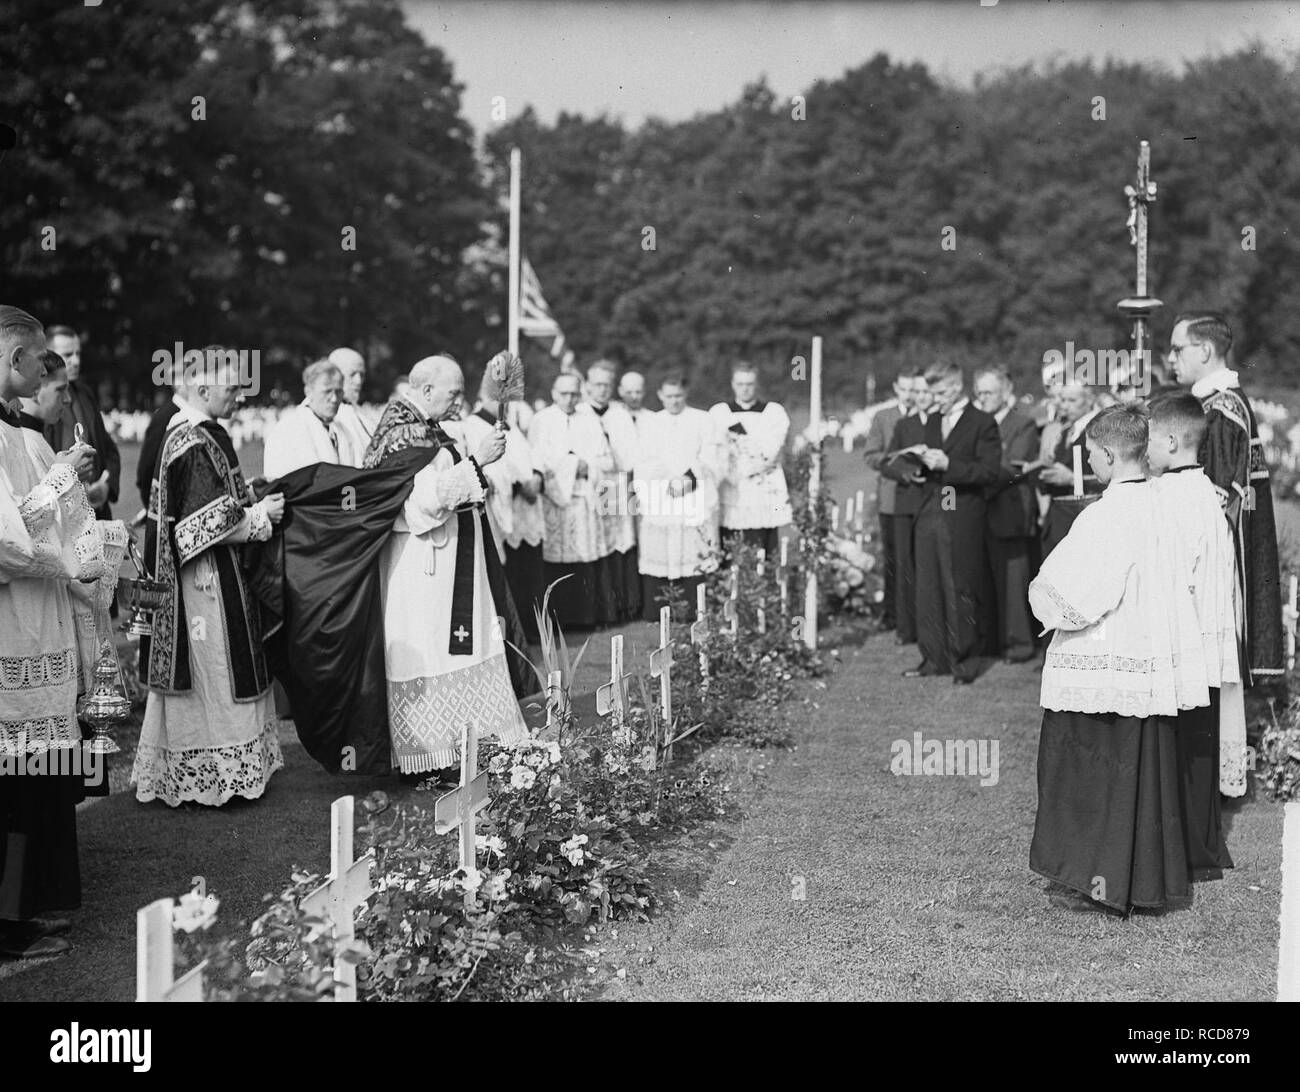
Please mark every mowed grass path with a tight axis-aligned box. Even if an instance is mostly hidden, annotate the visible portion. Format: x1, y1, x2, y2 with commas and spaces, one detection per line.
600, 635, 1284, 1002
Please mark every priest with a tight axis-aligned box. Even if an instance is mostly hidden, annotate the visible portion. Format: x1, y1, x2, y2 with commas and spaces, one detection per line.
635, 373, 724, 618
363, 355, 528, 773
263, 359, 344, 479
708, 362, 791, 558
528, 371, 616, 628
582, 360, 640, 620
463, 372, 546, 639
327, 346, 373, 467
1169, 312, 1284, 687
134, 354, 286, 806
0, 305, 101, 958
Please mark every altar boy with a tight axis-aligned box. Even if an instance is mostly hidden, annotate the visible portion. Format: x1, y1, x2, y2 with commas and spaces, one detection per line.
1147, 393, 1243, 876
1027, 404, 1192, 912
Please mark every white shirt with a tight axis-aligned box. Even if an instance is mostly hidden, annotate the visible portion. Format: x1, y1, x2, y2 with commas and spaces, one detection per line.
941, 398, 969, 441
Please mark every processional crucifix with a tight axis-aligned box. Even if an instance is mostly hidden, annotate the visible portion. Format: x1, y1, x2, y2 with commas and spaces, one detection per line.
1116, 140, 1163, 377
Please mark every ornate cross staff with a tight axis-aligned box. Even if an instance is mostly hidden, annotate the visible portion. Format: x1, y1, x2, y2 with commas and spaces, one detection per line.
1117, 140, 1163, 375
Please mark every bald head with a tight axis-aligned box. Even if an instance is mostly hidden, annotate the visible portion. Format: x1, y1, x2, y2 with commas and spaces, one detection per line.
407, 355, 464, 421
328, 346, 366, 404
618, 370, 645, 411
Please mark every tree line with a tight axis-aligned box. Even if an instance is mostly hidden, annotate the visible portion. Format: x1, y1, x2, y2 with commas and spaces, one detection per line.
3, 0, 1296, 407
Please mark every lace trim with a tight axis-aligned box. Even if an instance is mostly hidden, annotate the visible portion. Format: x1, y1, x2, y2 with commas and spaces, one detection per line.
1040, 686, 1166, 719
1046, 651, 1155, 673
1041, 582, 1087, 629
0, 648, 78, 691
433, 458, 486, 511
246, 500, 272, 543
0, 713, 80, 755
132, 721, 285, 807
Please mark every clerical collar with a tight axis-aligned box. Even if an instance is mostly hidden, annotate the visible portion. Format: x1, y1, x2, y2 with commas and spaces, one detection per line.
171, 392, 211, 427
728, 400, 768, 414
945, 398, 969, 420
16, 409, 44, 433
587, 402, 609, 416
994, 399, 1015, 426
1191, 367, 1240, 400
1109, 477, 1148, 488
0, 399, 20, 427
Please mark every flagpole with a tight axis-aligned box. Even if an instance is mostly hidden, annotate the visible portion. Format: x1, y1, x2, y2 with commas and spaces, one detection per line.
508, 147, 521, 357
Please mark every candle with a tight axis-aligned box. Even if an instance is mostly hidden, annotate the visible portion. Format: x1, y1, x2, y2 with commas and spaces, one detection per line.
1072, 446, 1084, 498
845, 496, 855, 527
856, 489, 865, 530
831, 505, 840, 532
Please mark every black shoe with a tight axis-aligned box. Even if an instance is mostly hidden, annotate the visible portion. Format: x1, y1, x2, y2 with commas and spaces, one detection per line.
0, 934, 71, 959
29, 917, 71, 937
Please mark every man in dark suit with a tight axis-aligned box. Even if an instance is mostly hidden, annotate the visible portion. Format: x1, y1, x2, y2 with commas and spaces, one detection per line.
1037, 380, 1102, 557
974, 367, 1039, 663
862, 367, 921, 636
883, 372, 932, 645
137, 387, 182, 518
43, 325, 120, 519
889, 363, 1001, 684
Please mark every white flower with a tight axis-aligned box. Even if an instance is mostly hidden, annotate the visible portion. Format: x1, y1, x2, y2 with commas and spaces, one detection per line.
455, 867, 483, 894
172, 891, 220, 934
475, 833, 506, 857
481, 870, 511, 902
560, 833, 589, 866
546, 741, 562, 765
638, 746, 658, 773
510, 765, 536, 789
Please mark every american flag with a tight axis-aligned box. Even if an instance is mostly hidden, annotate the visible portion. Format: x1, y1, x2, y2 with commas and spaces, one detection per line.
519, 256, 577, 372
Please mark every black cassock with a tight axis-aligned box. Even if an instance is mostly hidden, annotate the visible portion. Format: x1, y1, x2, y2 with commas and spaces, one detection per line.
1198, 384, 1284, 686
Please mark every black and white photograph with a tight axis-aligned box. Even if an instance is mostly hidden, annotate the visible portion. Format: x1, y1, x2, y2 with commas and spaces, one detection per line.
2, 0, 1299, 1044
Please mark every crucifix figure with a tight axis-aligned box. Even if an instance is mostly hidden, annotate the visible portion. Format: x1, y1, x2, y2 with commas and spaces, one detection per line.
434, 723, 491, 888
1117, 139, 1162, 375
649, 605, 674, 757
595, 634, 631, 725
690, 582, 710, 696
301, 795, 376, 1003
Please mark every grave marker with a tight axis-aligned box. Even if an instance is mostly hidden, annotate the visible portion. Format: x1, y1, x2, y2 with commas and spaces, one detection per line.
595, 634, 631, 725
649, 605, 675, 759
136, 897, 206, 1002
434, 723, 491, 888
300, 795, 375, 1003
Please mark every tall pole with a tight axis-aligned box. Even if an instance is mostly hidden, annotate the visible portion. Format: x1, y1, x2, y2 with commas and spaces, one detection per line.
804, 336, 822, 651
508, 147, 521, 357
1117, 140, 1161, 384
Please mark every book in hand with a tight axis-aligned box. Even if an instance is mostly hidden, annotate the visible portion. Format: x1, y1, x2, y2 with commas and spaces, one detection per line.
879, 445, 928, 483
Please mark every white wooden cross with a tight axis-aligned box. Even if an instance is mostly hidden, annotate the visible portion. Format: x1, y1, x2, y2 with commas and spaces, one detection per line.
1279, 802, 1300, 1001
831, 503, 840, 533
855, 488, 867, 549
545, 669, 567, 730
756, 548, 767, 634
595, 634, 631, 726
136, 897, 206, 1002
779, 537, 790, 617
690, 582, 710, 696
723, 565, 739, 638
434, 722, 491, 887
1284, 574, 1297, 673
649, 605, 675, 758
300, 794, 375, 1003
845, 495, 855, 530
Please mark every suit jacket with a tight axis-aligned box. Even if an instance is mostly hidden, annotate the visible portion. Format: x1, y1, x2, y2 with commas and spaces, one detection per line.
862, 403, 904, 515
45, 378, 120, 519
986, 405, 1040, 538
915, 404, 1002, 534
884, 412, 929, 516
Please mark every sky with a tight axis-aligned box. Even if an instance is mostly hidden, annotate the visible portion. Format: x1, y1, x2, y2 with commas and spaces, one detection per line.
403, 0, 1300, 131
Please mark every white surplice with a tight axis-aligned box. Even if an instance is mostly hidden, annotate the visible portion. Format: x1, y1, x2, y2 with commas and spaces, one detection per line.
0, 419, 106, 756
458, 410, 542, 562
528, 403, 613, 564
262, 403, 340, 479
708, 400, 792, 530
634, 407, 724, 579
331, 402, 374, 469
1029, 479, 1196, 719
379, 439, 528, 773
1149, 467, 1248, 796
583, 401, 638, 554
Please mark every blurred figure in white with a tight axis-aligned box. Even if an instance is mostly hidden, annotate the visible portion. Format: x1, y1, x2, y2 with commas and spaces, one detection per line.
709, 362, 791, 559
582, 360, 640, 620
327, 346, 372, 467
617, 370, 648, 431
636, 373, 724, 620
262, 360, 344, 479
